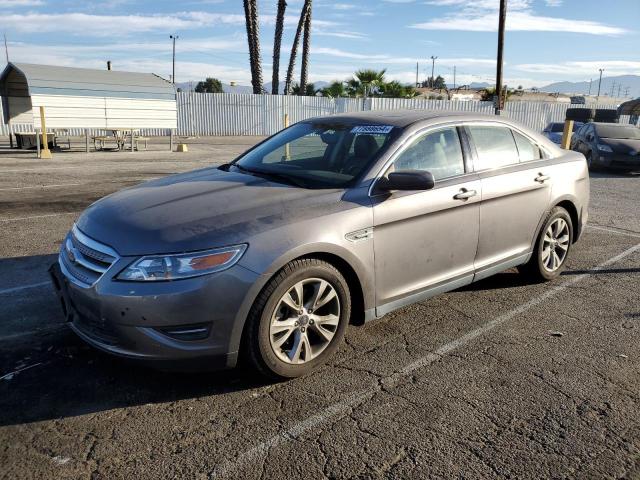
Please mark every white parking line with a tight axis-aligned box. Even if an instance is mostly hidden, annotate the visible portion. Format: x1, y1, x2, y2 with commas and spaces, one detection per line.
0, 212, 79, 222
0, 183, 83, 192
586, 224, 640, 239
0, 281, 52, 295
211, 241, 640, 478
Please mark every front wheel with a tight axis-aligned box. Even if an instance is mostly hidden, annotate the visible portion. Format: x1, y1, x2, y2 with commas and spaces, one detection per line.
519, 206, 573, 282
244, 258, 351, 379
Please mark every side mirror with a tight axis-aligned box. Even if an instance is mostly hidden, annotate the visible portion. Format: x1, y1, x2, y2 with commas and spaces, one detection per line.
376, 170, 435, 192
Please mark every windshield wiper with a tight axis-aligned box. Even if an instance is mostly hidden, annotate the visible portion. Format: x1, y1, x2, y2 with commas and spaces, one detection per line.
232, 164, 308, 188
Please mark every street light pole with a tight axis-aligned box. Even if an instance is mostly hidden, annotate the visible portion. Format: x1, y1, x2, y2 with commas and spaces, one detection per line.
596, 68, 604, 99
494, 0, 507, 115
170, 34, 178, 84
430, 55, 437, 88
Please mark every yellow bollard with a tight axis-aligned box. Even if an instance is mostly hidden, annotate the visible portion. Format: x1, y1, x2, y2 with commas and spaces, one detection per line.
39, 106, 53, 159
560, 119, 574, 150
284, 113, 290, 160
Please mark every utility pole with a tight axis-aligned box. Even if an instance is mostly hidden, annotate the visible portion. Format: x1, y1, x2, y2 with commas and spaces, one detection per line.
588, 78, 592, 95
596, 68, 604, 99
453, 65, 456, 89
624, 86, 630, 97
617, 84, 622, 98
429, 56, 438, 88
416, 62, 419, 88
610, 80, 616, 97
3, 33, 8, 63
169, 34, 178, 84
494, 0, 507, 115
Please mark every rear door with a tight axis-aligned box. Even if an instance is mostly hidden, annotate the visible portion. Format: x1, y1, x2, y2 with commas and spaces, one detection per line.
465, 124, 551, 280
371, 126, 481, 315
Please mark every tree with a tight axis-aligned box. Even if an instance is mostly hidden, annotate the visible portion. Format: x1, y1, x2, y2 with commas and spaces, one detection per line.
424, 75, 445, 89
321, 81, 347, 98
299, 0, 312, 95
195, 78, 223, 93
284, 0, 312, 95
243, 0, 263, 94
380, 80, 418, 98
271, 0, 287, 94
348, 69, 386, 97
291, 82, 317, 96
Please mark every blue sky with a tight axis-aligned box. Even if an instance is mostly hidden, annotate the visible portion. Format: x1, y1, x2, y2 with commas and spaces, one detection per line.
1, 0, 638, 88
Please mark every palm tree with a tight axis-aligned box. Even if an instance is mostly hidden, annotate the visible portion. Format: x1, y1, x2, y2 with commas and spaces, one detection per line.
380, 80, 418, 98
291, 82, 317, 96
321, 81, 347, 98
299, 0, 312, 95
271, 0, 287, 94
284, 0, 312, 95
354, 69, 386, 97
243, 0, 263, 94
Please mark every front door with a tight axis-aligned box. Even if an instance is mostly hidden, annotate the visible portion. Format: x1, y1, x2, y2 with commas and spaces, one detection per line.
372, 126, 481, 316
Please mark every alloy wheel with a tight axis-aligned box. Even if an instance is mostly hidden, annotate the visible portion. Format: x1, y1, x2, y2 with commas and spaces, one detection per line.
269, 278, 340, 364
542, 218, 570, 272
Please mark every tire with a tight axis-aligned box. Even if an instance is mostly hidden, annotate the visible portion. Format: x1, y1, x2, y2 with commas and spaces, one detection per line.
244, 258, 351, 379
565, 107, 594, 123
518, 206, 574, 282
593, 109, 619, 123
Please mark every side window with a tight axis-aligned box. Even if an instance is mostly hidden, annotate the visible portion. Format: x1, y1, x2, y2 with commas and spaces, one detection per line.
468, 125, 519, 170
512, 130, 541, 162
391, 127, 464, 180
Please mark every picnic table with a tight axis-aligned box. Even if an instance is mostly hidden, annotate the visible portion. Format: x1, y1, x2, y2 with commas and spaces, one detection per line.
91, 129, 150, 151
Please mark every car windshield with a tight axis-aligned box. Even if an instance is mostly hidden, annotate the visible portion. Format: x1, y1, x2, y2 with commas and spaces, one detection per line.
232, 121, 399, 188
595, 125, 640, 140
549, 123, 564, 132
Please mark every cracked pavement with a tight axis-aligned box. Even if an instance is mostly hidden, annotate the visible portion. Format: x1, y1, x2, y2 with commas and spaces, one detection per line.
0, 136, 639, 479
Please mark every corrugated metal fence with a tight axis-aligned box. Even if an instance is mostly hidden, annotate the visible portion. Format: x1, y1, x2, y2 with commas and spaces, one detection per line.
1, 92, 635, 136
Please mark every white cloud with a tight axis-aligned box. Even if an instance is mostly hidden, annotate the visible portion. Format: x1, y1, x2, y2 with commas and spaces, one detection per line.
513, 60, 640, 76
544, 0, 562, 6
0, 0, 43, 5
412, 0, 626, 35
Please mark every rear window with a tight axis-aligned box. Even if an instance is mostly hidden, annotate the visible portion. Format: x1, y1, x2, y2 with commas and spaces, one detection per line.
468, 125, 519, 170
513, 130, 542, 162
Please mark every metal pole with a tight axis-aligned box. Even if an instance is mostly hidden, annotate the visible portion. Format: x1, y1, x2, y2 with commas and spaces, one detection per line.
430, 55, 437, 88
415, 62, 419, 88
170, 35, 178, 84
85, 129, 89, 153
495, 0, 507, 115
596, 69, 604, 99
39, 106, 52, 159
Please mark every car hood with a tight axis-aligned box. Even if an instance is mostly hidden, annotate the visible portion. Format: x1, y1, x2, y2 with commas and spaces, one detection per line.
76, 167, 345, 256
600, 138, 640, 154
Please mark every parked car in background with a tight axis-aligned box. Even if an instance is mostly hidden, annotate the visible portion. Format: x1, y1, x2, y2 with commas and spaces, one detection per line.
542, 121, 583, 145
571, 122, 640, 172
50, 111, 590, 379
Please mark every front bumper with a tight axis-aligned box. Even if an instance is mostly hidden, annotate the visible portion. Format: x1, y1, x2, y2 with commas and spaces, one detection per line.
49, 255, 261, 370
596, 152, 640, 171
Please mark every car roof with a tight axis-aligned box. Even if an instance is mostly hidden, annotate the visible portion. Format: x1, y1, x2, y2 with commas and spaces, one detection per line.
303, 109, 520, 129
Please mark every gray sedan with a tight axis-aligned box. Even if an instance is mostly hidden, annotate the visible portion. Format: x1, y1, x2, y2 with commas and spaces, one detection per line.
50, 111, 589, 379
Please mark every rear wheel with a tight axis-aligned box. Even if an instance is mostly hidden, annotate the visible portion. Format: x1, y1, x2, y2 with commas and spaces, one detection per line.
519, 206, 573, 282
244, 258, 350, 379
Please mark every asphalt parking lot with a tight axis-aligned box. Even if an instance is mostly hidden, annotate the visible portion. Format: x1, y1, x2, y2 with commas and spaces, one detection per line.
1, 136, 639, 479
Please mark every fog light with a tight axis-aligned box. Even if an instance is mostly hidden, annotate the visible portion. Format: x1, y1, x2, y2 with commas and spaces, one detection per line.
156, 323, 211, 341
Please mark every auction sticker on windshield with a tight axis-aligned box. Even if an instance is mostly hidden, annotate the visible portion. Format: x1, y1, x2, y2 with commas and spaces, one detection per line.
351, 125, 394, 134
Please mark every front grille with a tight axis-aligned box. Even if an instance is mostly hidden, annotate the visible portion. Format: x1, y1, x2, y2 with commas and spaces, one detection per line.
59, 225, 119, 288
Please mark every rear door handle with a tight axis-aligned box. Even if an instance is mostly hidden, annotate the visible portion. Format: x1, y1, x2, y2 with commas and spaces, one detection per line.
453, 188, 477, 200
535, 173, 550, 183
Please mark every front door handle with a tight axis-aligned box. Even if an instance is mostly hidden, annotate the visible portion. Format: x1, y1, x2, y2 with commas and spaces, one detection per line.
453, 188, 477, 200
535, 173, 550, 183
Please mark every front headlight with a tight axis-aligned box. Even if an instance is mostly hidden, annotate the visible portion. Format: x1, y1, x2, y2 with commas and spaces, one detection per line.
117, 244, 247, 281
597, 144, 613, 153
